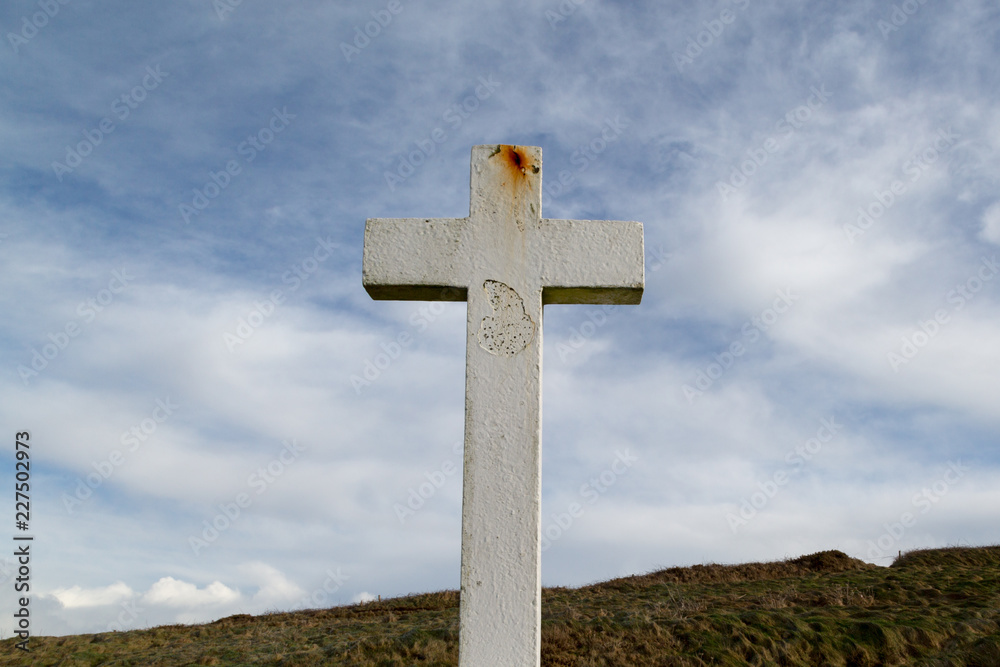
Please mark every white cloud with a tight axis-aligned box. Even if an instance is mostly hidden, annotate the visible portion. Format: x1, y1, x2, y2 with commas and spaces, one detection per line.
981, 202, 1000, 245
49, 582, 133, 609
352, 591, 377, 604
18, 563, 330, 634
241, 561, 306, 608
141, 577, 240, 608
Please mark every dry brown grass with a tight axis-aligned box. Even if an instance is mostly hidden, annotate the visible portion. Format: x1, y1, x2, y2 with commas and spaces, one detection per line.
3, 546, 999, 665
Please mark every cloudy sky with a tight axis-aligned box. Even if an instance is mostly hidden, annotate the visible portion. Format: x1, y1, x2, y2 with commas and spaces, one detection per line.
1, 0, 998, 638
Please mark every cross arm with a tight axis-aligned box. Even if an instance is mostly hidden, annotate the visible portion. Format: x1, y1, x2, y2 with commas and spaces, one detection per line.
537, 219, 644, 305
362, 217, 469, 301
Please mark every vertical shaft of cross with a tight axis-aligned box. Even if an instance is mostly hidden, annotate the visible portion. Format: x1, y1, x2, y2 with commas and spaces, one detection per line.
459, 145, 544, 665
460, 286, 543, 665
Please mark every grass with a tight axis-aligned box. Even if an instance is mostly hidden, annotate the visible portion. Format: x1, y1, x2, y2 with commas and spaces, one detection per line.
3, 545, 999, 665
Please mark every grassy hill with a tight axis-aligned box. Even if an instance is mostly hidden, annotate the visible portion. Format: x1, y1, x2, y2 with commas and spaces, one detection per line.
3, 546, 999, 666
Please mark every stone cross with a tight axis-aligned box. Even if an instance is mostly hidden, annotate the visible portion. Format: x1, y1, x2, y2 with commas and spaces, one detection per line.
363, 144, 643, 666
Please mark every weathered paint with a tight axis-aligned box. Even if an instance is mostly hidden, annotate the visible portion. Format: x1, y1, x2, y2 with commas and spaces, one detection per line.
362, 144, 643, 667
477, 280, 535, 357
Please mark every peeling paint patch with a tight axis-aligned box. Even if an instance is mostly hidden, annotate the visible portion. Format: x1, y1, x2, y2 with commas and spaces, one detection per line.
477, 280, 534, 356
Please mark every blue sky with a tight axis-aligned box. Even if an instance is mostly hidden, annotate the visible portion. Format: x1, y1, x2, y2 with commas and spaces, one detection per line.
1, 0, 998, 638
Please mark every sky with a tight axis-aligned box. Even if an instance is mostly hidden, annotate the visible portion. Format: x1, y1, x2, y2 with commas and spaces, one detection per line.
1, 0, 998, 639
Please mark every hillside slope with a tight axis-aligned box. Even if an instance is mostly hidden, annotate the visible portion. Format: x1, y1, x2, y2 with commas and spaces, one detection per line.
3, 546, 999, 666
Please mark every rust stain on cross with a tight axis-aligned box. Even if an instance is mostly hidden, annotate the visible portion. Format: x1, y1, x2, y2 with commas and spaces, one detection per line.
488, 144, 540, 232
491, 144, 539, 179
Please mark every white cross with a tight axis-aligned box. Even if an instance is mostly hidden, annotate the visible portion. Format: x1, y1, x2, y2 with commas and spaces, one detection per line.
363, 144, 643, 666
